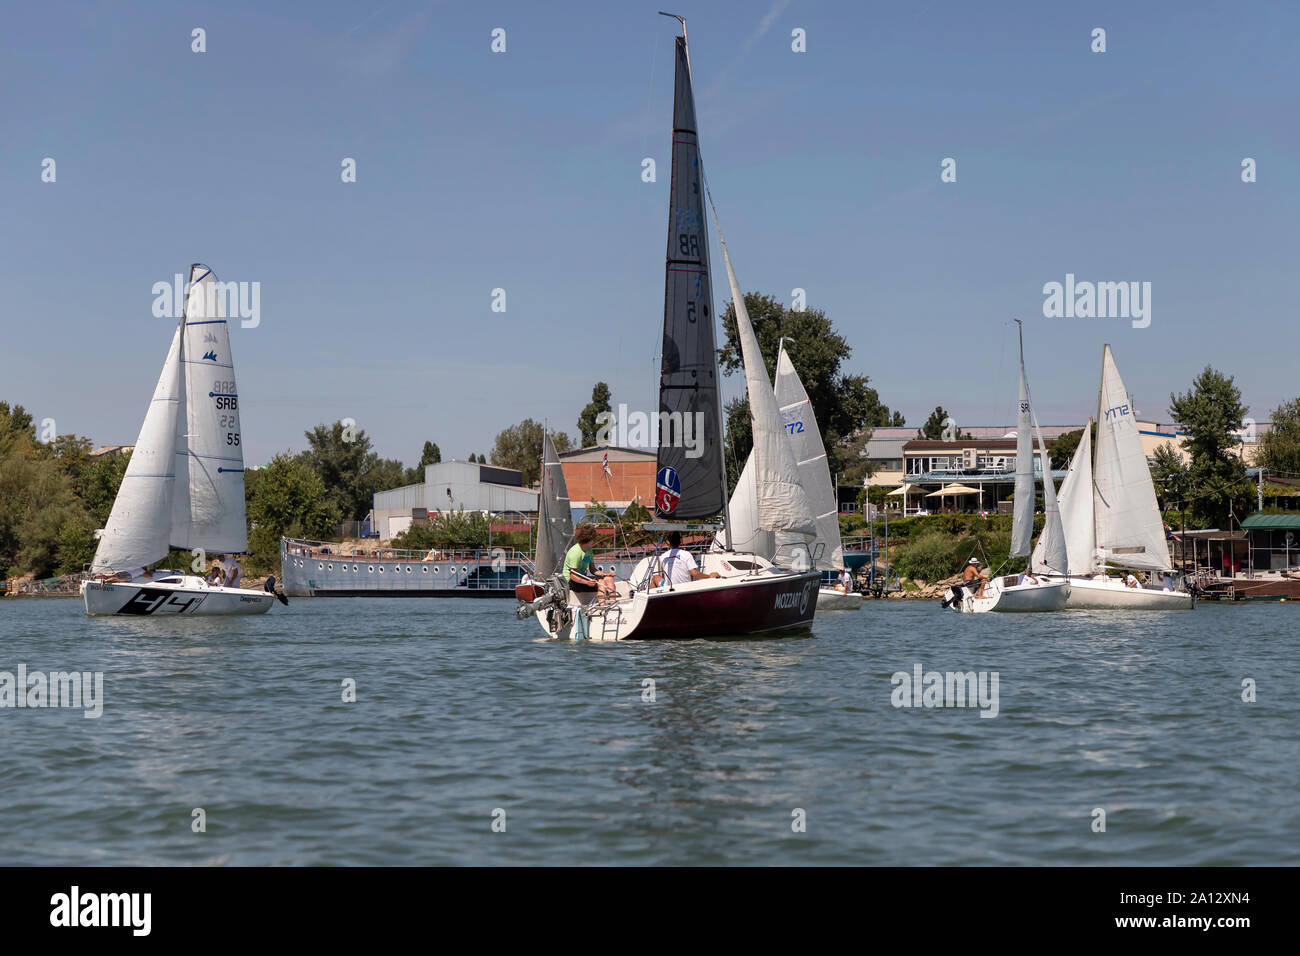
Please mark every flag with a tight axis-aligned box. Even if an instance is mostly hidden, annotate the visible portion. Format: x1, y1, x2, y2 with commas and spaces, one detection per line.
1164, 521, 1181, 541
602, 451, 611, 477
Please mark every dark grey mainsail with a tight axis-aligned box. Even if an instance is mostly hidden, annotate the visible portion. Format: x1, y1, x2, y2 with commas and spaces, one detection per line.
534, 432, 574, 578
655, 33, 725, 520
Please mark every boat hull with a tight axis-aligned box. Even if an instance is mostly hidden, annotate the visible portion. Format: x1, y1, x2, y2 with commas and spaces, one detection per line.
954, 577, 1070, 613
533, 553, 820, 641
1048, 575, 1192, 610
82, 578, 274, 616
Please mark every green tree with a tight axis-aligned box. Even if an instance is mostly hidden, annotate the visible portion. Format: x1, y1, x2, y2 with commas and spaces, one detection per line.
419, 441, 441, 468
0, 402, 35, 440
578, 382, 613, 447
490, 420, 571, 485
916, 406, 954, 441
717, 293, 894, 483
0, 422, 87, 579
1168, 366, 1249, 526
82, 451, 132, 526
247, 453, 341, 572
1259, 398, 1300, 479
300, 421, 413, 520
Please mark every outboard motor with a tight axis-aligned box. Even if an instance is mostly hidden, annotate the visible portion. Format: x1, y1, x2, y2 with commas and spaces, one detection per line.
264, 575, 289, 606
940, 584, 963, 609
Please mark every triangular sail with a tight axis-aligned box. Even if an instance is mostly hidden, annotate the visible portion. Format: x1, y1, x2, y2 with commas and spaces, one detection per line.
1031, 408, 1068, 574
533, 432, 573, 579
1032, 424, 1095, 574
91, 326, 184, 572
774, 346, 842, 570
1093, 345, 1171, 570
655, 34, 725, 520
713, 225, 816, 540
171, 264, 248, 554
1009, 331, 1035, 557
714, 451, 775, 557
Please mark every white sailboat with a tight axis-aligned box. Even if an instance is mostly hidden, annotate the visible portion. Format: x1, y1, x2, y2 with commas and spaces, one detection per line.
82, 264, 275, 616
1029, 345, 1192, 609
718, 343, 861, 610
948, 322, 1069, 613
519, 15, 821, 640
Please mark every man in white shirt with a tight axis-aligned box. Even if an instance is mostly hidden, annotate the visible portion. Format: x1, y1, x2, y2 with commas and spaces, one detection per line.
1124, 572, 1140, 589
652, 531, 719, 587
837, 568, 853, 593
224, 557, 243, 589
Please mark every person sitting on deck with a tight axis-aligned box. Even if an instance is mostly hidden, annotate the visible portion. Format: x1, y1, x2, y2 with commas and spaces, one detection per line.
1124, 571, 1140, 589
563, 524, 616, 599
962, 558, 985, 598
651, 531, 720, 588
99, 567, 154, 583
1018, 570, 1039, 586
207, 556, 227, 586
837, 568, 853, 593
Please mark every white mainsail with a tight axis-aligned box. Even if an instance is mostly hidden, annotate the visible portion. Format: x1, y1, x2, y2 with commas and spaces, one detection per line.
774, 346, 842, 571
171, 265, 249, 555
91, 326, 184, 572
1032, 424, 1095, 574
713, 227, 815, 541
1093, 345, 1171, 570
1009, 334, 1035, 557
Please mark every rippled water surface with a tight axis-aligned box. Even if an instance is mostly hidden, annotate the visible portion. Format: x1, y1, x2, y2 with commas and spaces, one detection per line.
1, 596, 1295, 865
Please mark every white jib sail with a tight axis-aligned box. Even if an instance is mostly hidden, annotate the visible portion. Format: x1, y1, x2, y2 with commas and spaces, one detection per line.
91, 325, 184, 572
1032, 424, 1095, 574
1031, 406, 1068, 574
715, 451, 776, 557
1009, 343, 1035, 557
774, 346, 843, 571
171, 264, 248, 555
1092, 345, 1171, 571
714, 229, 816, 540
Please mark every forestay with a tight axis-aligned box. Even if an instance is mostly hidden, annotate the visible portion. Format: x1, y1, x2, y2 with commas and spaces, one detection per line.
91, 327, 184, 572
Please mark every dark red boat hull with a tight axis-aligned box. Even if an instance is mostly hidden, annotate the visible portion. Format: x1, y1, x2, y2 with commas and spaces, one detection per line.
629, 570, 820, 639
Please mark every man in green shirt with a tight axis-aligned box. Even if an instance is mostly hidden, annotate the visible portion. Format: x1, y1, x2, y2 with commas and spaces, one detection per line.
563, 524, 615, 598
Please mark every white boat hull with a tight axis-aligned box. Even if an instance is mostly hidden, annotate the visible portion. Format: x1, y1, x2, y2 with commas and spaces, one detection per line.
1047, 574, 1192, 610
952, 576, 1070, 613
817, 588, 862, 611
82, 576, 274, 616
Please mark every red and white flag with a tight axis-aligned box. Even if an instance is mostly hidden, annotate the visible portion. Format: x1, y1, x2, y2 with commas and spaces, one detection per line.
602, 451, 612, 477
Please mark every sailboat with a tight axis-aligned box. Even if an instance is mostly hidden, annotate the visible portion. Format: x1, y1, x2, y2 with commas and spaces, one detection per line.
718, 343, 862, 610
81, 264, 275, 616
515, 431, 571, 607
1028, 345, 1192, 609
521, 15, 821, 640
947, 321, 1069, 613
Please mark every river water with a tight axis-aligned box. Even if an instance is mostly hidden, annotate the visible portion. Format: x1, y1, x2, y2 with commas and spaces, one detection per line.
1, 596, 1295, 865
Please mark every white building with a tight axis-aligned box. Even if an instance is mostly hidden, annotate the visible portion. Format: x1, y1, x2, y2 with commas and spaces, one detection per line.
372, 460, 538, 539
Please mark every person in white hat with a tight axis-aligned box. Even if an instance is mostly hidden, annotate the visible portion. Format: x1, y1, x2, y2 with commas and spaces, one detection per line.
961, 557, 985, 598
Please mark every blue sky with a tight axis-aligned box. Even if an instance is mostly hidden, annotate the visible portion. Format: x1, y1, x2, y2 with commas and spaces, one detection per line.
2, 0, 1296, 466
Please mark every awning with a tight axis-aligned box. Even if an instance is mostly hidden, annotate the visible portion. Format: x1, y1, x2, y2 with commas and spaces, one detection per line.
886, 486, 909, 496
926, 483, 980, 497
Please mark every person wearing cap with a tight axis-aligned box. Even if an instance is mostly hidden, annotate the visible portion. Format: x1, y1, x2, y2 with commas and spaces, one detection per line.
962, 557, 985, 598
